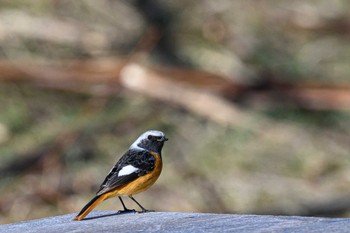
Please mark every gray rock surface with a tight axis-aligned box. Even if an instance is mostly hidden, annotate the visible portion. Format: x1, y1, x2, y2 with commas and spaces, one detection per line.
1, 211, 350, 233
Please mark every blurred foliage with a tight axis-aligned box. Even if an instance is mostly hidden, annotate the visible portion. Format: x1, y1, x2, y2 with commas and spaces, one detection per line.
1, 0, 350, 224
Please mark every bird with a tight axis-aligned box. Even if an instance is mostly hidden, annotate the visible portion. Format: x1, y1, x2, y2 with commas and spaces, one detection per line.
73, 130, 168, 221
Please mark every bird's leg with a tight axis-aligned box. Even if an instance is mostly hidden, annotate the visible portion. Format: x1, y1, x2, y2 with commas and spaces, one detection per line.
117, 196, 135, 213
129, 196, 154, 213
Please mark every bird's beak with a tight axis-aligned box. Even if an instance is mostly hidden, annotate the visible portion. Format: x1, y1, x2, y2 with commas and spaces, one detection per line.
162, 136, 169, 142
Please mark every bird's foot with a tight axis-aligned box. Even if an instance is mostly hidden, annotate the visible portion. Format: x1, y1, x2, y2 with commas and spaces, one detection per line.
117, 208, 136, 214
137, 209, 155, 213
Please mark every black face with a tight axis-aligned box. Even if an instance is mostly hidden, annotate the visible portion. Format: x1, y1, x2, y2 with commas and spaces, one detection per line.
138, 134, 168, 155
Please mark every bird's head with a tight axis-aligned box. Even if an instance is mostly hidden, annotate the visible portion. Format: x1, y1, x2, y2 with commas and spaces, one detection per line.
130, 130, 168, 154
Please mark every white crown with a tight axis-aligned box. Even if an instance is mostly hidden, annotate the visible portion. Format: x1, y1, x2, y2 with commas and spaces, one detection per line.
129, 130, 165, 151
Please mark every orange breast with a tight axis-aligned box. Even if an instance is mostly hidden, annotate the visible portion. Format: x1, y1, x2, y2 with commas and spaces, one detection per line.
112, 152, 163, 196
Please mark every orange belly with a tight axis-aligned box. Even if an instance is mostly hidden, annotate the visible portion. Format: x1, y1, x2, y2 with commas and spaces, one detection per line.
107, 152, 162, 197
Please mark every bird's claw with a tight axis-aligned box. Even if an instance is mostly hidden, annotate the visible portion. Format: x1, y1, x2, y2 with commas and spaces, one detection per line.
117, 209, 136, 214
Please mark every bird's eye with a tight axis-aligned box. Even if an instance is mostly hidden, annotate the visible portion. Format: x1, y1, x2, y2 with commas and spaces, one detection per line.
148, 135, 163, 141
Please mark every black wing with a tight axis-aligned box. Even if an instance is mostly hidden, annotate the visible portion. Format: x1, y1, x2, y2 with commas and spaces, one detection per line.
96, 149, 156, 195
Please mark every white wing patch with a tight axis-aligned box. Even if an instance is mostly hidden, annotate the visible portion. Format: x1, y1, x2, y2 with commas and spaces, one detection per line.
118, 165, 139, 176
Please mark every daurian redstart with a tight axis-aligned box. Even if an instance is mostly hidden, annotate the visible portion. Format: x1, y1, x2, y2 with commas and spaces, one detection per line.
73, 130, 168, 221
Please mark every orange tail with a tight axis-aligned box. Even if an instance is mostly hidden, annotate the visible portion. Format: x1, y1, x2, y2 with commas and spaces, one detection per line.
73, 194, 107, 221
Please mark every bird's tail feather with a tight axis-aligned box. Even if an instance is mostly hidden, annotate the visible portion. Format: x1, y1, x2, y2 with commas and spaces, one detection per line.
73, 194, 107, 221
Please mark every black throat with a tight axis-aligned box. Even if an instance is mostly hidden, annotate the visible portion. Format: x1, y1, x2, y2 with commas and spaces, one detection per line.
138, 139, 164, 155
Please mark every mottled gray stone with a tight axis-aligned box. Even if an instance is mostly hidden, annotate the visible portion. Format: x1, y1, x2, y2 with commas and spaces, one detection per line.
1, 211, 350, 233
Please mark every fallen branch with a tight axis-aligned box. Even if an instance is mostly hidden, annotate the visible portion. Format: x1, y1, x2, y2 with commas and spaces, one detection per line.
0, 59, 123, 95
120, 63, 253, 127
0, 59, 349, 128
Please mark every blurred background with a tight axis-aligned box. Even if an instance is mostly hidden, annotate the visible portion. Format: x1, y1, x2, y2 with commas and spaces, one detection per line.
1, 0, 350, 224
